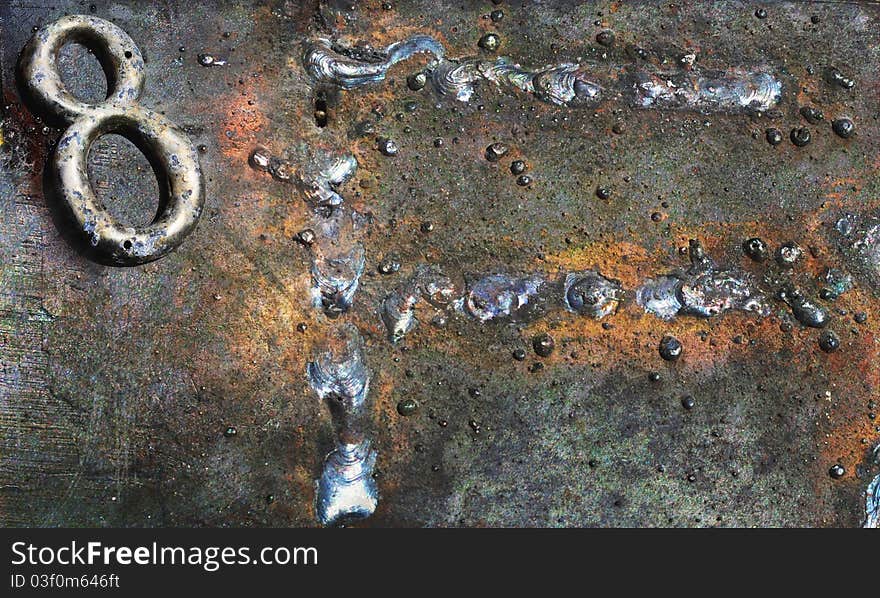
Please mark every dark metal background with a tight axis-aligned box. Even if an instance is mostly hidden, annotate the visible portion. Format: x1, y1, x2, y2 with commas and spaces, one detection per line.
1, 0, 878, 527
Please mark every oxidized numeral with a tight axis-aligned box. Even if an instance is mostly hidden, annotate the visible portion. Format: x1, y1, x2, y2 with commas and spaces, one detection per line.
18, 15, 205, 265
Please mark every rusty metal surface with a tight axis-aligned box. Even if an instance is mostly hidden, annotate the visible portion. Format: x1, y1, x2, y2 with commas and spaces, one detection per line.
1, 0, 879, 527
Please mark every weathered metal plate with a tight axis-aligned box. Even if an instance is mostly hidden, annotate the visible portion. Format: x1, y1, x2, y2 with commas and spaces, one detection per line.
1, 0, 878, 527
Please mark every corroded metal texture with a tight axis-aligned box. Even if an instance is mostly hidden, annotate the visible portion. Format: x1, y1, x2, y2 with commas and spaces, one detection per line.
1, 1, 879, 527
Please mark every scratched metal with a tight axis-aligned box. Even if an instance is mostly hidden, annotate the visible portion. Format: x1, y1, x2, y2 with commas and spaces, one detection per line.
1, 1, 879, 527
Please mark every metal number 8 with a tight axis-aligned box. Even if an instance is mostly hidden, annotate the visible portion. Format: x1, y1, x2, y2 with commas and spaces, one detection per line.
18, 15, 205, 266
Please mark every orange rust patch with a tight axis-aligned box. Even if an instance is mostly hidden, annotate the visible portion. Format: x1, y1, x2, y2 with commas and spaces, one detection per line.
216, 91, 270, 164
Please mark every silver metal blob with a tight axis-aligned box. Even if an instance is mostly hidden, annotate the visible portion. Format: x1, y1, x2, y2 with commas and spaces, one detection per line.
307, 326, 378, 526
382, 286, 419, 343
460, 273, 548, 322
381, 266, 456, 342
382, 268, 625, 336
311, 242, 366, 317
777, 285, 828, 328
679, 270, 769, 318
303, 35, 444, 89
288, 148, 375, 524
851, 220, 880, 287
627, 68, 782, 112
301, 33, 784, 115
250, 149, 357, 211
250, 148, 365, 315
563, 271, 623, 319
429, 57, 603, 106
637, 240, 769, 320
307, 326, 370, 412
831, 214, 880, 293
429, 59, 482, 102
636, 275, 684, 321
530, 63, 603, 106
430, 60, 780, 112
856, 222, 880, 263
298, 153, 358, 209
866, 473, 879, 528
315, 440, 379, 526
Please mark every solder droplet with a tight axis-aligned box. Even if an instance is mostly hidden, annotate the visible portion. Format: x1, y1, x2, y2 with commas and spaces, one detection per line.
532, 333, 555, 357
659, 335, 683, 361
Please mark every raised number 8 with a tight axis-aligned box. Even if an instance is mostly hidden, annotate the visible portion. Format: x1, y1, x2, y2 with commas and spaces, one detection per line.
18, 15, 205, 266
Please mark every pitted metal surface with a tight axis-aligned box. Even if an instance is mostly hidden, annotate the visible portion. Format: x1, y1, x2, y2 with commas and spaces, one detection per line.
1, 1, 879, 527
